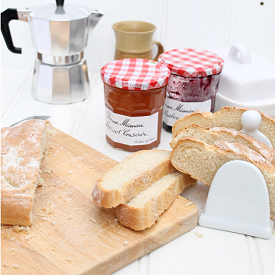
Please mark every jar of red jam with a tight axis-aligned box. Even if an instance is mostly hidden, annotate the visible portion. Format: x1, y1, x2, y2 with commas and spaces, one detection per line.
101, 58, 171, 152
158, 48, 224, 132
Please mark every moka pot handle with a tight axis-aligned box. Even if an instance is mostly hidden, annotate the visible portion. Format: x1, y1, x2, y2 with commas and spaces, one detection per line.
1, 8, 21, 54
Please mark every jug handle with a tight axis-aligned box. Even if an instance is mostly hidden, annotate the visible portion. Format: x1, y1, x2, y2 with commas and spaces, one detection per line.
152, 41, 164, 61
1, 9, 22, 54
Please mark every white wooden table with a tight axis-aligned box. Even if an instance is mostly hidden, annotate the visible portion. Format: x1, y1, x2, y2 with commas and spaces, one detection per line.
1, 67, 275, 275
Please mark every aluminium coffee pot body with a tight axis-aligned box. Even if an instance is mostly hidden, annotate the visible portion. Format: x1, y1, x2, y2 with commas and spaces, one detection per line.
1, 0, 104, 104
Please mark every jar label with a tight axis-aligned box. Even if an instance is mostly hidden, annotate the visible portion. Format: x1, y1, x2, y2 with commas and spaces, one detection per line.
105, 107, 158, 146
163, 98, 212, 126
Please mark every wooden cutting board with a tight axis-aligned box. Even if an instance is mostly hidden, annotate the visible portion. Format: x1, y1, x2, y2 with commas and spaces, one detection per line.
1, 128, 199, 275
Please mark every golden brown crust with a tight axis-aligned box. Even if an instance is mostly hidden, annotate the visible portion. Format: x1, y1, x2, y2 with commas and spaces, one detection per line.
170, 124, 275, 166
172, 107, 275, 149
92, 150, 176, 208
1, 119, 52, 225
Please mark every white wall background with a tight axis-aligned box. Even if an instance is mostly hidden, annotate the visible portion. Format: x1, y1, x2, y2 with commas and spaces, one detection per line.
1, 0, 275, 72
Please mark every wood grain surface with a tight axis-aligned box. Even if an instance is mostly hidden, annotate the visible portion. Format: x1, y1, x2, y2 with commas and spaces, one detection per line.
1, 128, 199, 275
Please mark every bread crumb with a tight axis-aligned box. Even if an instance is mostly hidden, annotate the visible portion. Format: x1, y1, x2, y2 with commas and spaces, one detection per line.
37, 263, 40, 266
185, 201, 193, 207
90, 218, 96, 223
68, 215, 74, 219
11, 237, 15, 241
123, 241, 129, 246
25, 233, 35, 240
13, 225, 30, 233
9, 248, 15, 252
114, 218, 118, 222
37, 177, 44, 187
3, 262, 8, 267
41, 217, 49, 222
51, 221, 56, 226
43, 169, 52, 173
195, 232, 203, 238
13, 264, 19, 269
67, 170, 73, 174
65, 258, 72, 262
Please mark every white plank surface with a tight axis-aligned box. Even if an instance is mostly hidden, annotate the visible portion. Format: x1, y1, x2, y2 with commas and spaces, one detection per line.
1, 67, 275, 275
1, 0, 274, 73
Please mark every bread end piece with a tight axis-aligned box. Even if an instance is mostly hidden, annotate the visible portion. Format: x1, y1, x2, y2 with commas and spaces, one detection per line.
1, 120, 53, 226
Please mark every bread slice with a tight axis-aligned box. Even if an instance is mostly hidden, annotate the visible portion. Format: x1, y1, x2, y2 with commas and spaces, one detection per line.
170, 124, 275, 166
172, 106, 275, 149
116, 172, 196, 231
92, 150, 176, 208
170, 137, 275, 220
1, 119, 53, 226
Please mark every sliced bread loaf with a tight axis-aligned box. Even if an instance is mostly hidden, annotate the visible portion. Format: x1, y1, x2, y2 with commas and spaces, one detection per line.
116, 172, 196, 231
92, 150, 176, 208
170, 137, 275, 220
1, 119, 53, 226
170, 124, 275, 166
172, 107, 275, 149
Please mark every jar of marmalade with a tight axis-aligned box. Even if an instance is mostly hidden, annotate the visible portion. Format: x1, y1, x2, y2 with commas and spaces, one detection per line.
101, 58, 171, 152
158, 48, 224, 132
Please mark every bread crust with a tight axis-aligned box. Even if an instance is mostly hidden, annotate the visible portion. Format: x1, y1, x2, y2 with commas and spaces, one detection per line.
172, 106, 275, 149
170, 137, 275, 219
92, 150, 176, 208
1, 119, 52, 226
170, 124, 275, 166
116, 172, 196, 231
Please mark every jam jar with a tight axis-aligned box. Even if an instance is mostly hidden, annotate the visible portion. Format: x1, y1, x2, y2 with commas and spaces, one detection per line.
101, 58, 171, 152
158, 48, 224, 132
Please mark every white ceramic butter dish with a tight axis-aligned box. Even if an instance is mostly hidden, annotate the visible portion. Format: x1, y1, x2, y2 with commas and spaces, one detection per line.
211, 44, 275, 117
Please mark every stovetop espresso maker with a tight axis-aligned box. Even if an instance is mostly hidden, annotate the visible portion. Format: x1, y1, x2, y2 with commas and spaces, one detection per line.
1, 0, 103, 104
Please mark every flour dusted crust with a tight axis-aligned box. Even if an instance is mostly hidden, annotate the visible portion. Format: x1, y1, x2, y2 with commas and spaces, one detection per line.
92, 150, 176, 208
1, 119, 53, 226
172, 107, 275, 149
116, 172, 196, 231
170, 137, 275, 220
170, 124, 275, 166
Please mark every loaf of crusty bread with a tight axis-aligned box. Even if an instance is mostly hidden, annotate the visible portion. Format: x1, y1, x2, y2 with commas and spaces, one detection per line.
170, 124, 275, 166
92, 150, 176, 208
172, 107, 275, 149
116, 172, 196, 231
1, 119, 53, 226
170, 136, 275, 220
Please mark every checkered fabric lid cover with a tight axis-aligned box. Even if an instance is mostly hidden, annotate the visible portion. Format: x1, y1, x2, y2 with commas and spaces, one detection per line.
101, 59, 171, 90
158, 48, 224, 77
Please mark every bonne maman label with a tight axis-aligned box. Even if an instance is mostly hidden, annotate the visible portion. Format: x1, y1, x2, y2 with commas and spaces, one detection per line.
105, 107, 158, 146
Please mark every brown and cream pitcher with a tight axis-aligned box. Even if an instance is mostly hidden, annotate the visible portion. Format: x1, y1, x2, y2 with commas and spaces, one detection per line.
112, 21, 164, 61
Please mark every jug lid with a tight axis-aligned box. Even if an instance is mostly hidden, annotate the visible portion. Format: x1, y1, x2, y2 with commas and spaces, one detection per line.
28, 0, 101, 21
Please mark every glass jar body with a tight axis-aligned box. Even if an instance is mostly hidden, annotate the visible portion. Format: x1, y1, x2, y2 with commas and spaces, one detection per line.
163, 73, 221, 132
104, 83, 167, 152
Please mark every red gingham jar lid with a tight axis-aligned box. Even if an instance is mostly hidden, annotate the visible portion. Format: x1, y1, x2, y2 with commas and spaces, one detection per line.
101, 59, 171, 90
158, 48, 224, 77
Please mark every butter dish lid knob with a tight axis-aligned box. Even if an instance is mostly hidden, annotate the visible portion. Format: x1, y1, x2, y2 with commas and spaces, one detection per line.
228, 44, 251, 64
240, 110, 273, 148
